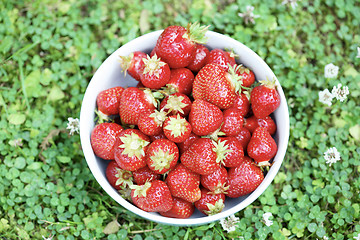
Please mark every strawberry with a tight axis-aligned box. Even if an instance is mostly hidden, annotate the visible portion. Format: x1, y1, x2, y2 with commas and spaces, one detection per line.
220, 108, 244, 137
192, 63, 243, 109
177, 132, 200, 154
149, 130, 168, 142
250, 79, 280, 119
139, 54, 171, 89
187, 44, 210, 72
233, 127, 252, 150
205, 48, 236, 72
244, 115, 277, 135
200, 167, 229, 194
194, 188, 225, 216
218, 137, 245, 168
114, 129, 150, 171
145, 139, 179, 174
96, 86, 124, 116
159, 197, 194, 219
165, 163, 201, 203
106, 160, 133, 190
163, 114, 192, 143
119, 87, 157, 125
90, 122, 123, 160
227, 156, 264, 198
154, 23, 209, 68
119, 51, 147, 81
160, 92, 192, 117
130, 180, 173, 212
132, 165, 161, 185
180, 138, 229, 175
138, 109, 167, 136
247, 127, 277, 165
235, 64, 255, 88
188, 99, 223, 136
166, 68, 195, 96
230, 92, 250, 117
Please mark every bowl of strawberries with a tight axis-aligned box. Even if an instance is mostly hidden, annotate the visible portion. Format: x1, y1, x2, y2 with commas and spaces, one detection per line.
80, 23, 290, 226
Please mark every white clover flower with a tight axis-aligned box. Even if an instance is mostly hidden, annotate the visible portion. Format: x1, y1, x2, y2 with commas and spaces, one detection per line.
219, 214, 240, 233
324, 63, 339, 78
66, 117, 80, 135
323, 236, 329, 240
238, 5, 260, 24
262, 212, 273, 227
282, 0, 301, 9
318, 89, 334, 106
331, 83, 349, 102
324, 147, 341, 166
354, 233, 360, 240
356, 47, 360, 58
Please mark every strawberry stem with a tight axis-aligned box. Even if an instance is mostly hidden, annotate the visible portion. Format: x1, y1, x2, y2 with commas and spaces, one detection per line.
119, 53, 134, 75
183, 22, 209, 44
130, 181, 151, 198
258, 77, 277, 89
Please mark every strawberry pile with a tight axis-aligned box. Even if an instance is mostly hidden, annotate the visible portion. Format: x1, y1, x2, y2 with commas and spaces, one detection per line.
90, 23, 281, 218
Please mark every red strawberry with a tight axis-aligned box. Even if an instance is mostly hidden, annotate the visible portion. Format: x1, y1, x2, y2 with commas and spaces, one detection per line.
119, 87, 157, 125
166, 68, 195, 96
119, 51, 147, 81
160, 92, 192, 117
187, 44, 210, 72
159, 197, 194, 219
200, 167, 229, 194
206, 48, 236, 72
165, 163, 201, 203
145, 139, 179, 174
250, 79, 280, 119
220, 108, 244, 137
132, 165, 161, 185
131, 180, 173, 212
96, 86, 124, 116
244, 115, 277, 135
194, 188, 225, 216
90, 123, 123, 160
106, 160, 133, 190
181, 138, 229, 175
235, 64, 255, 88
149, 130, 168, 142
114, 129, 150, 171
154, 23, 209, 68
139, 54, 171, 89
227, 156, 264, 198
218, 137, 245, 168
230, 92, 250, 117
177, 132, 200, 154
163, 115, 192, 143
138, 109, 167, 136
247, 127, 277, 165
233, 127, 252, 150
188, 99, 223, 136
192, 63, 243, 109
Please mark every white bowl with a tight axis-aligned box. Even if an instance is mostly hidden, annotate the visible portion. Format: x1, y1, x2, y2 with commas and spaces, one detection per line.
80, 30, 290, 226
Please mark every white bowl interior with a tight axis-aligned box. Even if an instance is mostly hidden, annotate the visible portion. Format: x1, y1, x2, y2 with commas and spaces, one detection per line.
80, 30, 290, 226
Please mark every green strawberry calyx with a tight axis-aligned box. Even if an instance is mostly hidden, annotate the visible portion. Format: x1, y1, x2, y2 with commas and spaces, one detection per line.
227, 64, 246, 94
119, 132, 150, 159
149, 110, 167, 127
210, 182, 229, 195
163, 95, 188, 115
114, 167, 134, 188
204, 198, 225, 216
130, 181, 151, 198
142, 54, 166, 78
183, 22, 209, 44
150, 148, 176, 172
212, 139, 232, 165
164, 115, 188, 138
259, 77, 277, 89
119, 53, 134, 75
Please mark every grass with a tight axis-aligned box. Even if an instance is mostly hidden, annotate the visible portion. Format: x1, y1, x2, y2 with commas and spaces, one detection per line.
0, 0, 359, 239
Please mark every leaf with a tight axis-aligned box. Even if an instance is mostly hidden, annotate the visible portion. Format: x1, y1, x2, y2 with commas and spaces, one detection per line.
8, 113, 26, 125
27, 162, 43, 170
349, 124, 360, 141
103, 219, 120, 235
47, 85, 65, 102
344, 66, 359, 77
57, 156, 71, 163
24, 70, 44, 98
0, 36, 13, 55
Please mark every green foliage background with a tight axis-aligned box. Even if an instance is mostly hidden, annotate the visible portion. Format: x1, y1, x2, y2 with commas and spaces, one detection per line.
1, 0, 360, 239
